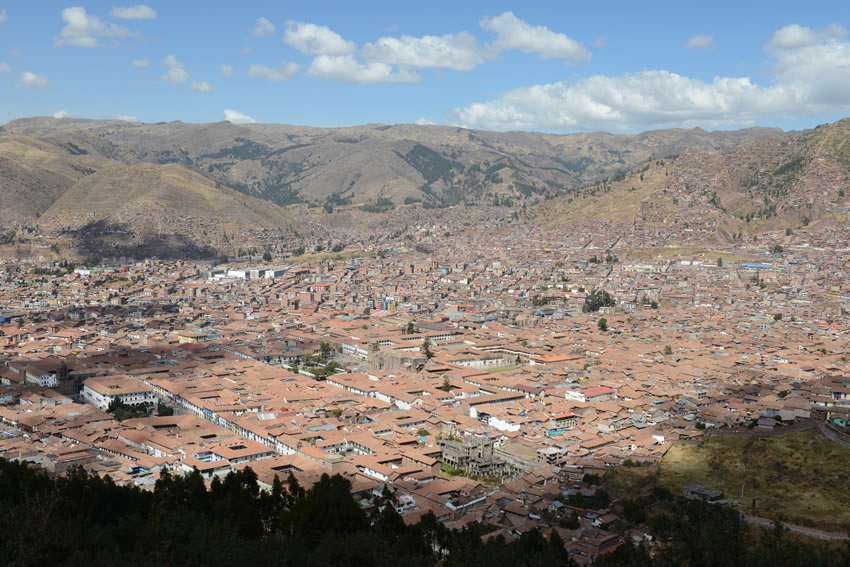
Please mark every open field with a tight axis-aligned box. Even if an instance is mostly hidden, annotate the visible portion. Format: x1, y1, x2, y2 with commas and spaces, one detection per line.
287, 250, 376, 264
103, 278, 133, 289
605, 430, 850, 532
628, 246, 766, 264
485, 365, 521, 374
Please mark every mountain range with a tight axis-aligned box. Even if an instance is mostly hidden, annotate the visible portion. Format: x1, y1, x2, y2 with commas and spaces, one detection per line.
1, 116, 785, 211
2, 115, 848, 258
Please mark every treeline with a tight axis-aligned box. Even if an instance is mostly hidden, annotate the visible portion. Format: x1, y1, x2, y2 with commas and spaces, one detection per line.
1, 458, 847, 567
0, 459, 573, 567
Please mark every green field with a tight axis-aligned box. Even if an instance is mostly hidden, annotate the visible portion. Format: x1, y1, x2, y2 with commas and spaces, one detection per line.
606, 430, 850, 532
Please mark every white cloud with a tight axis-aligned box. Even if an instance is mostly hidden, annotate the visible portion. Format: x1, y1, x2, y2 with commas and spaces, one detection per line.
159, 54, 190, 86
686, 34, 714, 50
766, 26, 850, 110
0, 8, 6, 23
16, 71, 49, 88
481, 11, 590, 62
307, 54, 419, 84
452, 23, 850, 132
220, 64, 234, 77
224, 109, 258, 124
453, 71, 769, 132
161, 54, 180, 68
251, 16, 276, 37
9, 48, 22, 57
0, 62, 10, 72
768, 23, 846, 50
160, 67, 189, 85
191, 81, 214, 92
54, 6, 133, 48
361, 32, 489, 71
110, 114, 138, 122
248, 61, 300, 81
53, 110, 70, 118
414, 117, 436, 125
239, 47, 254, 56
111, 5, 156, 20
284, 21, 356, 56
129, 58, 148, 67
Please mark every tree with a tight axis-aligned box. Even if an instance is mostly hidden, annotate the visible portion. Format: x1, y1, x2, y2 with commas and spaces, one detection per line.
406, 322, 415, 335
582, 289, 616, 313
785, 228, 792, 236
262, 250, 272, 262
597, 318, 608, 332
320, 341, 331, 360
156, 403, 174, 417
650, 300, 659, 309
773, 313, 783, 321
717, 257, 723, 267
664, 344, 673, 355
422, 337, 433, 359
440, 376, 452, 392
106, 398, 150, 421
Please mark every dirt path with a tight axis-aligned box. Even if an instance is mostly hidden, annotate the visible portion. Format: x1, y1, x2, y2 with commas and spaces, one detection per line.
743, 514, 848, 541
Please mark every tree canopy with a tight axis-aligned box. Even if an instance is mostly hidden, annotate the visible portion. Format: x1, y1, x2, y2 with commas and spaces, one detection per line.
582, 289, 616, 313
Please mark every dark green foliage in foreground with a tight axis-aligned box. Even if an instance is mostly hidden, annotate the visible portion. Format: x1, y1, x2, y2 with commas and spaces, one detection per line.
2, 458, 848, 567
598, 496, 850, 567
0, 459, 574, 567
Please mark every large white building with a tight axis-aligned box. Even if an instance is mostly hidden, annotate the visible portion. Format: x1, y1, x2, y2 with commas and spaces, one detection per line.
82, 375, 158, 411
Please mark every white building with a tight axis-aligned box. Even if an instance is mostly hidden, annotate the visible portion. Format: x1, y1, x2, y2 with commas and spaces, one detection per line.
82, 376, 158, 411
342, 342, 370, 360
564, 390, 587, 403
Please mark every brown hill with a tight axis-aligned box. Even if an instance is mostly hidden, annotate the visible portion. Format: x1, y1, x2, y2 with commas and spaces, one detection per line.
2, 117, 787, 210
0, 135, 105, 221
41, 162, 296, 231
0, 124, 300, 259
37, 162, 299, 259
536, 119, 850, 242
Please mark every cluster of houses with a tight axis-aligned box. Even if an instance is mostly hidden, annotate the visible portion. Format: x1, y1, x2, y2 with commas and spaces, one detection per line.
0, 215, 848, 561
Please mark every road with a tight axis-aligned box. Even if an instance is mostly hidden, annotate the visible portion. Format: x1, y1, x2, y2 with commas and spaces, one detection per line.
743, 515, 848, 541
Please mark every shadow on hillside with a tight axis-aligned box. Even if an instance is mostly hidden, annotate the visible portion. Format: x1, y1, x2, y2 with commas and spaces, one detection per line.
70, 220, 218, 261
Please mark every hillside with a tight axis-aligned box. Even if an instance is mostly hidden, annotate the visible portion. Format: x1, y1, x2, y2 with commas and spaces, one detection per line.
37, 162, 299, 259
0, 135, 106, 221
1, 117, 787, 210
537, 119, 850, 242
0, 128, 301, 259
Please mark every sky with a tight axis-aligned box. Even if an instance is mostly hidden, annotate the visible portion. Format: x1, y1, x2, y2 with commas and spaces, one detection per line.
1, 1, 850, 133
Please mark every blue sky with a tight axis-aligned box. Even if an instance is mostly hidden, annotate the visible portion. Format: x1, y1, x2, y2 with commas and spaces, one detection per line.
1, 1, 849, 133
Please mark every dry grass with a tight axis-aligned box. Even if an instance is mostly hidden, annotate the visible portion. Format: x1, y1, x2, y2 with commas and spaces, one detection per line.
627, 246, 764, 264
657, 431, 850, 532
288, 250, 376, 264
103, 278, 132, 289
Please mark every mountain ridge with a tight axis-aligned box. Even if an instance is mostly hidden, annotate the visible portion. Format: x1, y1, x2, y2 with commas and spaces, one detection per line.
1, 117, 788, 210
